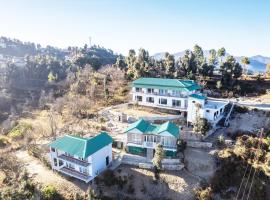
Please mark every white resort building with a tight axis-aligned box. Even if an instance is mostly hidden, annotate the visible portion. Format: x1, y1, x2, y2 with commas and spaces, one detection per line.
48, 132, 113, 183
131, 78, 229, 127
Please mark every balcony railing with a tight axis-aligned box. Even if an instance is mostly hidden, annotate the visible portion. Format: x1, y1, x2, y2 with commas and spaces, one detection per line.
133, 91, 186, 98
58, 154, 90, 167
59, 167, 91, 182
143, 141, 176, 149
127, 140, 142, 145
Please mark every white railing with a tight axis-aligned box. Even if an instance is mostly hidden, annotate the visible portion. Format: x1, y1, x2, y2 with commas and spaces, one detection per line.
132, 91, 187, 98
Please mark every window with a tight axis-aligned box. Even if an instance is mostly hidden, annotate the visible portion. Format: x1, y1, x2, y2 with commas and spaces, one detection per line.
59, 160, 63, 166
106, 156, 110, 166
51, 148, 55, 152
53, 158, 57, 166
135, 96, 142, 102
159, 98, 167, 105
206, 110, 210, 113
132, 134, 141, 143
79, 167, 89, 175
67, 163, 75, 169
147, 88, 154, 94
135, 87, 142, 92
172, 99, 181, 107
146, 97, 154, 103
172, 90, 180, 97
192, 101, 195, 103
159, 89, 167, 95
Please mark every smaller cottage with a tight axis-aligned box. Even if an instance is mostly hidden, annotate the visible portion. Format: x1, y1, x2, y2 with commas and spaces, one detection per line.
125, 119, 180, 158
48, 132, 113, 183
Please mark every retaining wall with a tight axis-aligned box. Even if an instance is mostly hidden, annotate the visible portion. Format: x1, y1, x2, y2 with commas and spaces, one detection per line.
186, 141, 213, 148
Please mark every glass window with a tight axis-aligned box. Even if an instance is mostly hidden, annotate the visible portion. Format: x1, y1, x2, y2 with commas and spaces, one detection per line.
159, 98, 167, 105
146, 97, 154, 103
172, 99, 181, 107
147, 88, 154, 93
51, 148, 55, 152
53, 158, 57, 166
135, 96, 142, 102
135, 87, 142, 92
68, 163, 75, 169
59, 160, 63, 166
172, 90, 180, 97
159, 89, 167, 95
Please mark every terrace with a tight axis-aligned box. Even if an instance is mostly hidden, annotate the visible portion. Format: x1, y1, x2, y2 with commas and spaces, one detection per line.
58, 154, 90, 167
59, 167, 91, 182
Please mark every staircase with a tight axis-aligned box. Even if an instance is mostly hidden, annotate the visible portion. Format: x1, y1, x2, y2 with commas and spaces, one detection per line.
224, 102, 235, 127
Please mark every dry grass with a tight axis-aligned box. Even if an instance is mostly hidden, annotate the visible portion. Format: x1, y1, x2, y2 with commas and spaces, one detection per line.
0, 171, 6, 185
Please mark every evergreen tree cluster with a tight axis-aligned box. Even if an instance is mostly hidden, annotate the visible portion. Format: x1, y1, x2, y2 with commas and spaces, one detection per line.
114, 45, 244, 90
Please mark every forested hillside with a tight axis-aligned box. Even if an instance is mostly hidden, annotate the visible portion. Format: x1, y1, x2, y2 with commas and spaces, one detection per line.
0, 37, 119, 123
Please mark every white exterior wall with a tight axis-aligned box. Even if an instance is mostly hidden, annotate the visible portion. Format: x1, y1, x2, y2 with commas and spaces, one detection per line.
126, 129, 178, 151
90, 144, 112, 176
131, 86, 228, 126
187, 97, 205, 123
132, 87, 192, 111
187, 98, 228, 125
49, 143, 112, 183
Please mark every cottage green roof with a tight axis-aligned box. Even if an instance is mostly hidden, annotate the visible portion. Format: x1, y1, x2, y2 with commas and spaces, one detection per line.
189, 93, 206, 100
133, 78, 201, 91
125, 119, 180, 138
48, 132, 113, 159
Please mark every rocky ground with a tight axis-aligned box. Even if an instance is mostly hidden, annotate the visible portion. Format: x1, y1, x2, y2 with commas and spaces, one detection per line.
229, 110, 270, 133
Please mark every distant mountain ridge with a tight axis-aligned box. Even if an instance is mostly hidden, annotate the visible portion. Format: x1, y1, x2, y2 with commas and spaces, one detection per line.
152, 51, 270, 72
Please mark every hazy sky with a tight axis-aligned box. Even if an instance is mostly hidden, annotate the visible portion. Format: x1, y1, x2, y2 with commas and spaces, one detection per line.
0, 0, 269, 56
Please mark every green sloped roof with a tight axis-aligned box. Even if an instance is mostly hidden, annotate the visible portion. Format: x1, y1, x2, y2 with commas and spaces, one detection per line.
125, 119, 149, 133
155, 121, 179, 138
189, 93, 206, 100
133, 78, 201, 91
48, 132, 113, 159
125, 119, 180, 138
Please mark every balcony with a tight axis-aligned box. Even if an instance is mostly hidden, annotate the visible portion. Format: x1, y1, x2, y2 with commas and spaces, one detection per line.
58, 154, 90, 167
59, 167, 91, 182
132, 91, 187, 98
143, 141, 176, 150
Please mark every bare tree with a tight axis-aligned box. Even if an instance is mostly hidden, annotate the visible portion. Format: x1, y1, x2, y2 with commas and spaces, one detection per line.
48, 109, 57, 139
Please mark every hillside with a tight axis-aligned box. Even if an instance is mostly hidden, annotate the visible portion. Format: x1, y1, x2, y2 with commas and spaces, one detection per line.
152, 50, 270, 72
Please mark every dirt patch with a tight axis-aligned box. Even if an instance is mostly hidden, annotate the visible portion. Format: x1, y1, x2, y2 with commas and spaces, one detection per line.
96, 165, 199, 200
229, 110, 270, 132
14, 150, 89, 197
185, 147, 216, 182
112, 104, 177, 118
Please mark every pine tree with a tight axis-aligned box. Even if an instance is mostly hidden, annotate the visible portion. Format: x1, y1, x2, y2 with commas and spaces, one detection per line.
152, 144, 164, 170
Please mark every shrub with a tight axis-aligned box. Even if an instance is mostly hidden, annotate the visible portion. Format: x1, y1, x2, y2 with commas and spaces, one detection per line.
0, 136, 9, 148
216, 135, 225, 147
99, 117, 107, 123
234, 105, 248, 113
195, 187, 214, 200
140, 182, 147, 194
102, 170, 117, 186
41, 185, 60, 200
127, 184, 135, 194
8, 123, 32, 139
27, 144, 42, 158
